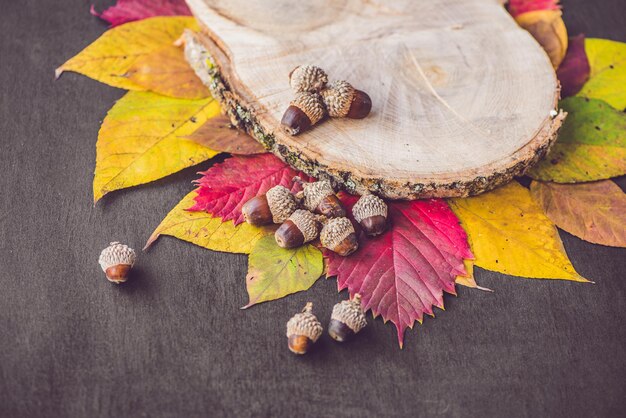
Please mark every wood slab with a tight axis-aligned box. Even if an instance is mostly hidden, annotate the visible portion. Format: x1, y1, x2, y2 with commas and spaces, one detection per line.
184, 0, 564, 199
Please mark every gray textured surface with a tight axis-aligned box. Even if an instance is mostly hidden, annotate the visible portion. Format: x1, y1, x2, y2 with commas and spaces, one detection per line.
0, 1, 625, 417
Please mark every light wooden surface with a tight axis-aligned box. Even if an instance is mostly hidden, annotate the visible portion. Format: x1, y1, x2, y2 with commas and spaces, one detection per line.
185, 0, 562, 199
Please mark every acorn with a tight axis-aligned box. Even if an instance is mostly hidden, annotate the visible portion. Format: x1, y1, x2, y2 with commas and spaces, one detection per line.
328, 293, 367, 342
320, 217, 359, 257
286, 302, 323, 355
297, 179, 346, 218
320, 80, 372, 119
98, 242, 136, 284
281, 92, 326, 136
275, 209, 321, 249
352, 193, 388, 237
242, 185, 297, 226
289, 65, 328, 93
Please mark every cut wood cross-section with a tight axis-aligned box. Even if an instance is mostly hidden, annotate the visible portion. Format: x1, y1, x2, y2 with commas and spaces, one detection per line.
184, 0, 564, 199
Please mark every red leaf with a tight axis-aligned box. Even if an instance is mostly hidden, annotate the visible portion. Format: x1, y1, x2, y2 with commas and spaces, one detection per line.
189, 154, 312, 225
508, 0, 560, 18
557, 34, 591, 98
326, 195, 473, 347
91, 0, 191, 27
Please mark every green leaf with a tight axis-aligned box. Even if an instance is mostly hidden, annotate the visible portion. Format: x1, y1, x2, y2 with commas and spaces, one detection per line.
578, 38, 626, 110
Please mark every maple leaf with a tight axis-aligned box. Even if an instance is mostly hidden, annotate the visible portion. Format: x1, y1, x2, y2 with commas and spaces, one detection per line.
325, 194, 473, 347
557, 34, 591, 98
189, 154, 312, 225
507, 0, 560, 18
578, 38, 626, 110
91, 0, 191, 27
186, 116, 267, 155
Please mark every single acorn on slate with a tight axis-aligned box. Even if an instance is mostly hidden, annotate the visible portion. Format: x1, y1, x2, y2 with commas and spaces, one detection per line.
321, 80, 372, 119
296, 178, 346, 218
275, 209, 321, 249
242, 185, 297, 226
320, 217, 359, 257
281, 92, 326, 136
352, 193, 388, 237
98, 242, 136, 284
289, 65, 328, 93
286, 302, 323, 355
328, 293, 367, 342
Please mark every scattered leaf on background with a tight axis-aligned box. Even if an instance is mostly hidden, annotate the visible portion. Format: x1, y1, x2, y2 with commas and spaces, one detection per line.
145, 189, 270, 253
528, 97, 626, 183
126, 45, 210, 99
557, 34, 590, 98
56, 17, 198, 90
450, 182, 587, 282
508, 0, 560, 18
189, 154, 312, 225
244, 236, 324, 308
187, 116, 267, 155
325, 195, 473, 347
91, 0, 191, 27
578, 38, 626, 110
94, 91, 220, 202
455, 260, 493, 292
530, 180, 626, 248
515, 9, 568, 68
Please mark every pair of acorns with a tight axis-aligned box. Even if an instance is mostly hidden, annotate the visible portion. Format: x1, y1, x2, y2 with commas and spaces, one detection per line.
286, 294, 367, 355
281, 65, 372, 136
241, 178, 388, 256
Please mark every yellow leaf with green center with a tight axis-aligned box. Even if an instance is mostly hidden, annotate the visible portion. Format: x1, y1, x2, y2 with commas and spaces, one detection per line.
449, 182, 588, 282
145, 190, 271, 254
94, 91, 220, 202
578, 38, 626, 110
244, 236, 324, 308
56, 16, 198, 90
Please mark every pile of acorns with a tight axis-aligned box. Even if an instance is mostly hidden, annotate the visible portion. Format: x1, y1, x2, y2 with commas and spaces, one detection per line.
241, 178, 389, 256
281, 65, 372, 135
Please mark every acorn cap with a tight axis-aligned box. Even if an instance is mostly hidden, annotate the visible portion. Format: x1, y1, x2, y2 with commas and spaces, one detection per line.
291, 92, 326, 125
98, 242, 136, 272
266, 185, 297, 224
289, 65, 328, 93
321, 80, 356, 118
352, 194, 388, 223
320, 217, 355, 250
302, 180, 335, 212
331, 294, 367, 333
286, 302, 323, 342
288, 209, 321, 243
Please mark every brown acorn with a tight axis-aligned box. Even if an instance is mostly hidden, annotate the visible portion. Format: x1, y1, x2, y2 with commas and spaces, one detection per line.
281, 92, 326, 136
275, 209, 321, 249
98, 242, 136, 284
297, 179, 346, 218
289, 65, 328, 93
286, 302, 323, 355
321, 80, 372, 119
328, 293, 367, 342
242, 185, 297, 226
320, 217, 359, 256
352, 193, 388, 237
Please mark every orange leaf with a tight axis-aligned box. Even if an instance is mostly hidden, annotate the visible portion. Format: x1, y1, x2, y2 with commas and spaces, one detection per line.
515, 10, 568, 68
187, 116, 267, 154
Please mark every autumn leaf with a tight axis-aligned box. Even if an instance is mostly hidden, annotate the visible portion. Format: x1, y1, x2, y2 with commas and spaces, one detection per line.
515, 9, 568, 68
530, 180, 626, 248
243, 236, 324, 308
449, 182, 587, 282
557, 34, 590, 98
94, 91, 220, 202
125, 45, 210, 99
528, 97, 626, 183
578, 38, 626, 110
56, 16, 198, 90
326, 195, 473, 347
187, 116, 267, 155
91, 0, 191, 27
145, 189, 271, 253
508, 0, 560, 18
189, 154, 312, 225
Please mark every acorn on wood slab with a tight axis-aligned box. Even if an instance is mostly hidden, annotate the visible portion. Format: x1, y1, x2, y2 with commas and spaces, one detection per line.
242, 185, 297, 226
286, 302, 323, 355
98, 242, 136, 284
328, 293, 367, 342
321, 80, 372, 119
320, 217, 359, 257
281, 92, 326, 136
289, 65, 328, 93
352, 194, 388, 237
275, 209, 322, 249
296, 178, 346, 218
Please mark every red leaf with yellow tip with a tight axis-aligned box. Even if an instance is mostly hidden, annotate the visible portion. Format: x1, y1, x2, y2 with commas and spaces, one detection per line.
91, 0, 191, 27
508, 0, 560, 18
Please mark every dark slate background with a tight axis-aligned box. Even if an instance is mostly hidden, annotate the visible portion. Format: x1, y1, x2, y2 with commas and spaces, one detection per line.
1, 1, 624, 417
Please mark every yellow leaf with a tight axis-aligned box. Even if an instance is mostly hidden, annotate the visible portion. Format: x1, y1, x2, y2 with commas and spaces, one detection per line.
449, 182, 588, 282
145, 189, 272, 254
515, 10, 567, 69
578, 38, 626, 110
56, 17, 198, 90
94, 91, 220, 202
